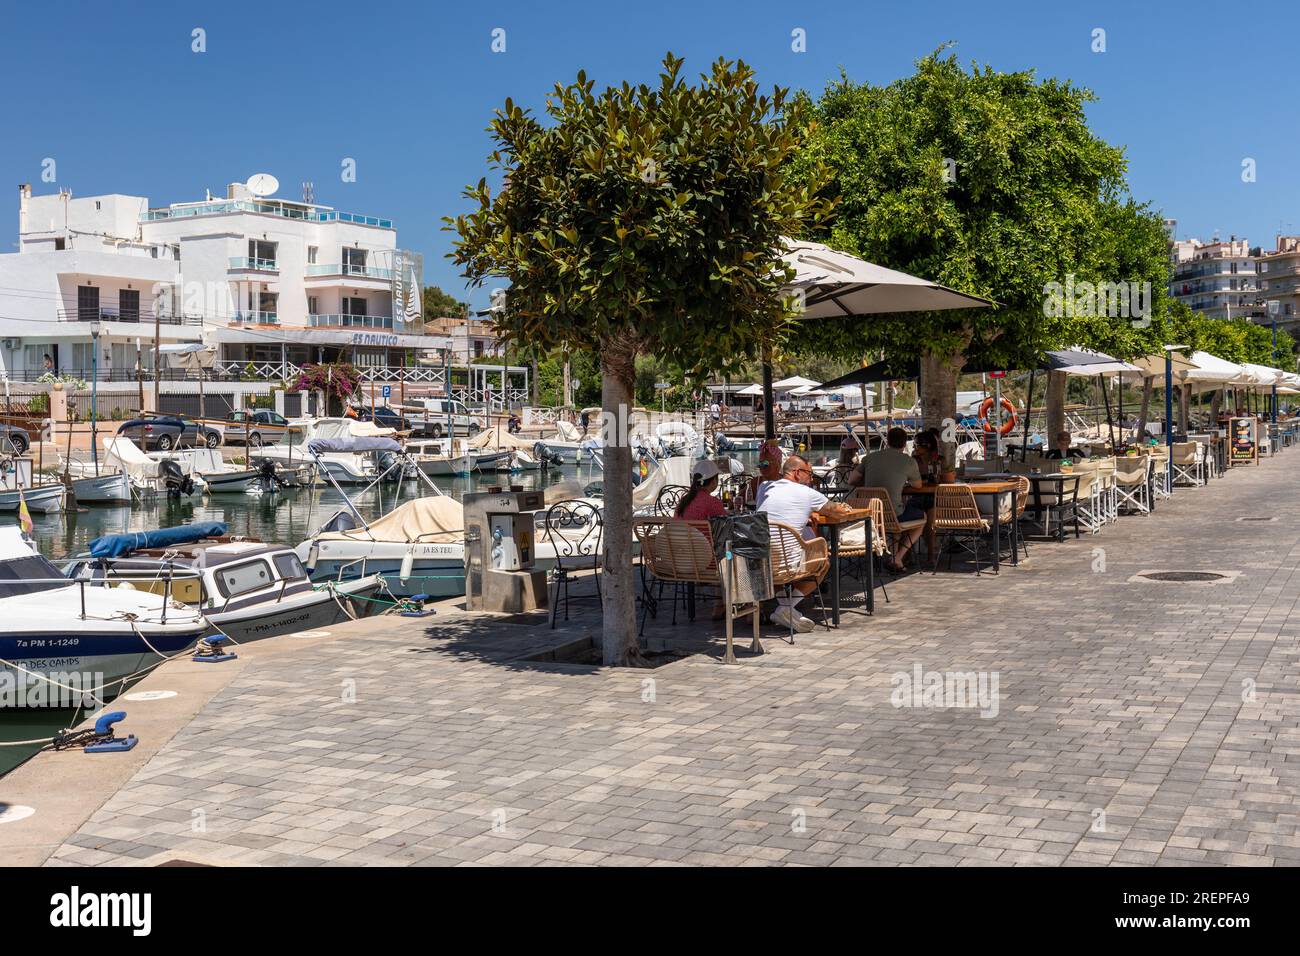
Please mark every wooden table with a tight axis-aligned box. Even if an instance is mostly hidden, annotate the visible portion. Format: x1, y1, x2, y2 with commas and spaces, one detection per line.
809, 506, 874, 626
904, 480, 1020, 572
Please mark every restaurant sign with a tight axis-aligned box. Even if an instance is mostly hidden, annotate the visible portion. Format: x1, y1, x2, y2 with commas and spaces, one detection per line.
1229, 417, 1258, 465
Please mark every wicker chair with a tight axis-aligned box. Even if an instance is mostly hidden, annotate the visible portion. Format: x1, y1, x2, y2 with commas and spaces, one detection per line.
636, 518, 720, 634
832, 496, 889, 610
997, 475, 1032, 558
932, 484, 991, 574
848, 486, 927, 570
767, 521, 831, 642
542, 500, 604, 628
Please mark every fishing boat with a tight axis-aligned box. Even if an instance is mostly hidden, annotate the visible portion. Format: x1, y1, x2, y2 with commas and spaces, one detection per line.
69, 470, 132, 505
65, 524, 386, 644
508, 449, 543, 471
471, 448, 515, 472
0, 527, 207, 709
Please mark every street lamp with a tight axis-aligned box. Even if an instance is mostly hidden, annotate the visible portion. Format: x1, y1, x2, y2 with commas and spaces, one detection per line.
89, 319, 102, 472
1164, 344, 1188, 454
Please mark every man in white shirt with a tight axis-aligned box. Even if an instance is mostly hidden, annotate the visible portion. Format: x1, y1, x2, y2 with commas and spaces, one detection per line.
758, 455, 829, 632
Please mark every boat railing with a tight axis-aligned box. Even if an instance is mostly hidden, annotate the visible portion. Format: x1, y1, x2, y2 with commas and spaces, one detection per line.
61, 566, 205, 624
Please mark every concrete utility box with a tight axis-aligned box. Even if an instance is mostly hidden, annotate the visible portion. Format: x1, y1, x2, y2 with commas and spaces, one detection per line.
464, 488, 548, 613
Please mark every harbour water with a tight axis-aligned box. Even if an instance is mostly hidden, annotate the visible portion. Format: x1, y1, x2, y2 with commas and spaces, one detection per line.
0, 461, 603, 775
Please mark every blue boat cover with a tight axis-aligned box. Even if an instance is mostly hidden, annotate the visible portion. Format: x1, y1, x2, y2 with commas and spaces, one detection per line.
88, 522, 228, 559
308, 437, 401, 454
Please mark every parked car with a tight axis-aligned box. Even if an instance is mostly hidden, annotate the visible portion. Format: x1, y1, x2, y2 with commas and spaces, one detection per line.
413, 399, 482, 438
0, 423, 31, 455
116, 416, 185, 451
353, 405, 410, 431
222, 409, 290, 448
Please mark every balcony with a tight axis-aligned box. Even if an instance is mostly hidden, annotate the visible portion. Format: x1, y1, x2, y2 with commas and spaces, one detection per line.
229, 256, 279, 272
305, 263, 393, 280
233, 311, 279, 325
309, 314, 394, 329
57, 308, 203, 327
141, 200, 392, 229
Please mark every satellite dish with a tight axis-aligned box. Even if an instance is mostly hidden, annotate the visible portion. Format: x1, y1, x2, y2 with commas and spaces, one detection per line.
246, 173, 279, 197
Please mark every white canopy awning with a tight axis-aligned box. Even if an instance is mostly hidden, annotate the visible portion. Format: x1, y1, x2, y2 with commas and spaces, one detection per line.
772, 375, 821, 391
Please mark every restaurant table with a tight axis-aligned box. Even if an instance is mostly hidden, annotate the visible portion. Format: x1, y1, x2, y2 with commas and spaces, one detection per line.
904, 479, 1020, 572
809, 505, 874, 626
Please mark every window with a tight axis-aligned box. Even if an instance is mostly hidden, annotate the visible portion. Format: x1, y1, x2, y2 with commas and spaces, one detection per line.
54, 238, 65, 250
308, 296, 318, 315
216, 560, 273, 598
247, 239, 277, 268
343, 247, 367, 274
307, 245, 318, 264
344, 297, 366, 316
77, 285, 99, 322
119, 288, 140, 322
273, 553, 307, 582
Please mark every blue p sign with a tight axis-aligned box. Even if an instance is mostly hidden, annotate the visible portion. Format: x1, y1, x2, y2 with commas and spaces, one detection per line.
381, 385, 391, 399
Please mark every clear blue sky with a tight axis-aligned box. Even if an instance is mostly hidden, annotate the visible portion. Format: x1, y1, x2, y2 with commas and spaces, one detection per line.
3, 1, 1294, 309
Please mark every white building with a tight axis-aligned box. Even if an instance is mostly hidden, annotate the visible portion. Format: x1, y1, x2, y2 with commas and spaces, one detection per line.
2, 178, 530, 412
1168, 235, 1266, 322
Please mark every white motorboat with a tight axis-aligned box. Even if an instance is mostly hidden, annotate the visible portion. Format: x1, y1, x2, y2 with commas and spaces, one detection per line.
257, 418, 384, 485
405, 438, 477, 477
66, 528, 385, 644
471, 448, 514, 472
103, 434, 205, 498
0, 457, 65, 513
0, 527, 207, 709
655, 421, 705, 457
508, 449, 543, 471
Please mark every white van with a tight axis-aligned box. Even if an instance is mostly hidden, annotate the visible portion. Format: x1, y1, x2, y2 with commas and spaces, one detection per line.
416, 398, 482, 438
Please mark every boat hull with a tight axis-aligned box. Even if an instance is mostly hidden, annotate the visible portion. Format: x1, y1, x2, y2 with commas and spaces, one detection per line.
206, 579, 384, 642
70, 472, 131, 505
201, 469, 262, 494
0, 484, 64, 514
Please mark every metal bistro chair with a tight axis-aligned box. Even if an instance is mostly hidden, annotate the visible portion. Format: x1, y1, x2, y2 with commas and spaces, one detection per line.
932, 484, 992, 574
654, 484, 690, 517
542, 500, 604, 628
1114, 456, 1151, 515
1024, 473, 1083, 541
637, 518, 720, 635
998, 474, 1032, 558
768, 521, 832, 643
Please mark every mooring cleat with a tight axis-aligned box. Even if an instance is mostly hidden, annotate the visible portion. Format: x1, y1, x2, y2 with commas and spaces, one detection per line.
192, 634, 237, 663
83, 711, 138, 754
398, 594, 435, 618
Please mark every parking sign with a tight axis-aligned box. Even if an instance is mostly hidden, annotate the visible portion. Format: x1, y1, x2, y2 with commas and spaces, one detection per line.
381, 385, 391, 399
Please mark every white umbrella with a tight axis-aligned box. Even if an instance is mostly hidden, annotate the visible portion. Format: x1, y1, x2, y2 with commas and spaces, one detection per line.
1178, 351, 1255, 390
735, 383, 765, 396
772, 375, 821, 391
782, 238, 993, 317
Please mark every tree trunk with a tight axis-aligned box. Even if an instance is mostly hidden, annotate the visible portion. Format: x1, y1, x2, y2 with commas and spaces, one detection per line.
1178, 384, 1190, 435
920, 350, 962, 468
1136, 377, 1153, 436
1209, 389, 1221, 426
599, 334, 642, 666
1045, 370, 1067, 446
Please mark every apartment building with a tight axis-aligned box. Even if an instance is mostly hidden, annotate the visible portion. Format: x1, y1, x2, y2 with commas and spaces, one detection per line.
1256, 236, 1300, 335
1168, 236, 1266, 322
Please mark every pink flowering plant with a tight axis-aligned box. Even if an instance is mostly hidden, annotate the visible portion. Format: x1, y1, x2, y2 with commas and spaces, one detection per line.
291, 362, 362, 400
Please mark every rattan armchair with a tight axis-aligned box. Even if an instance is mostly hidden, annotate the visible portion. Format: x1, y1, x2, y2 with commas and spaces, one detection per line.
848, 486, 927, 569
933, 483, 992, 574
635, 517, 720, 634
767, 521, 830, 642
833, 495, 890, 609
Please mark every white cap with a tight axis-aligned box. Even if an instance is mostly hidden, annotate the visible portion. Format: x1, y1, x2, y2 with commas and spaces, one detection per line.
692, 459, 720, 483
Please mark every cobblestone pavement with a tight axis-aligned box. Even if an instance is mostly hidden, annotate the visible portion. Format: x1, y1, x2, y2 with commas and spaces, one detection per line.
45, 454, 1300, 866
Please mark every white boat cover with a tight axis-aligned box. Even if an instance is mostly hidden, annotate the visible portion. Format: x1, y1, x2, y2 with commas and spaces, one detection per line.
318, 497, 464, 544
468, 428, 535, 451
103, 435, 159, 480
632, 456, 695, 509
555, 420, 582, 442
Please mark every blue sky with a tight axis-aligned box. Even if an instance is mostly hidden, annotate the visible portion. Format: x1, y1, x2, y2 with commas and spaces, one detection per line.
3, 1, 1294, 309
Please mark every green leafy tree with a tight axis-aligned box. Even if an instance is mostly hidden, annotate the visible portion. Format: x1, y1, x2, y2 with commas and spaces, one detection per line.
449, 54, 830, 664
422, 285, 469, 321
792, 49, 1148, 459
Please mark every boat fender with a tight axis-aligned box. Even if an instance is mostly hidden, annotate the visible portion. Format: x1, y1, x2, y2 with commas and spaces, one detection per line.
192, 634, 238, 663
399, 551, 415, 582
83, 711, 139, 754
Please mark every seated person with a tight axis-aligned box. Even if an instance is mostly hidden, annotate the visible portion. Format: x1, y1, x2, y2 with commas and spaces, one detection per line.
758, 455, 829, 633
858, 426, 926, 571
1044, 430, 1089, 460
748, 439, 783, 504
675, 459, 725, 522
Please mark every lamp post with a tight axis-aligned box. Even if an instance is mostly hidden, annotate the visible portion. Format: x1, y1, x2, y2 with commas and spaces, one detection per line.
1271, 317, 1279, 424
1165, 344, 1188, 454
90, 319, 101, 473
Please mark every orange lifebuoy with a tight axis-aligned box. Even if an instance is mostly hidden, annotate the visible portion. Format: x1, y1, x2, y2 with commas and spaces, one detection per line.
978, 397, 1017, 436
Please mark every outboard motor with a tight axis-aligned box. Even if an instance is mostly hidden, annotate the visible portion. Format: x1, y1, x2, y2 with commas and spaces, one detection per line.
257, 458, 288, 492
533, 441, 562, 468
159, 459, 194, 499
